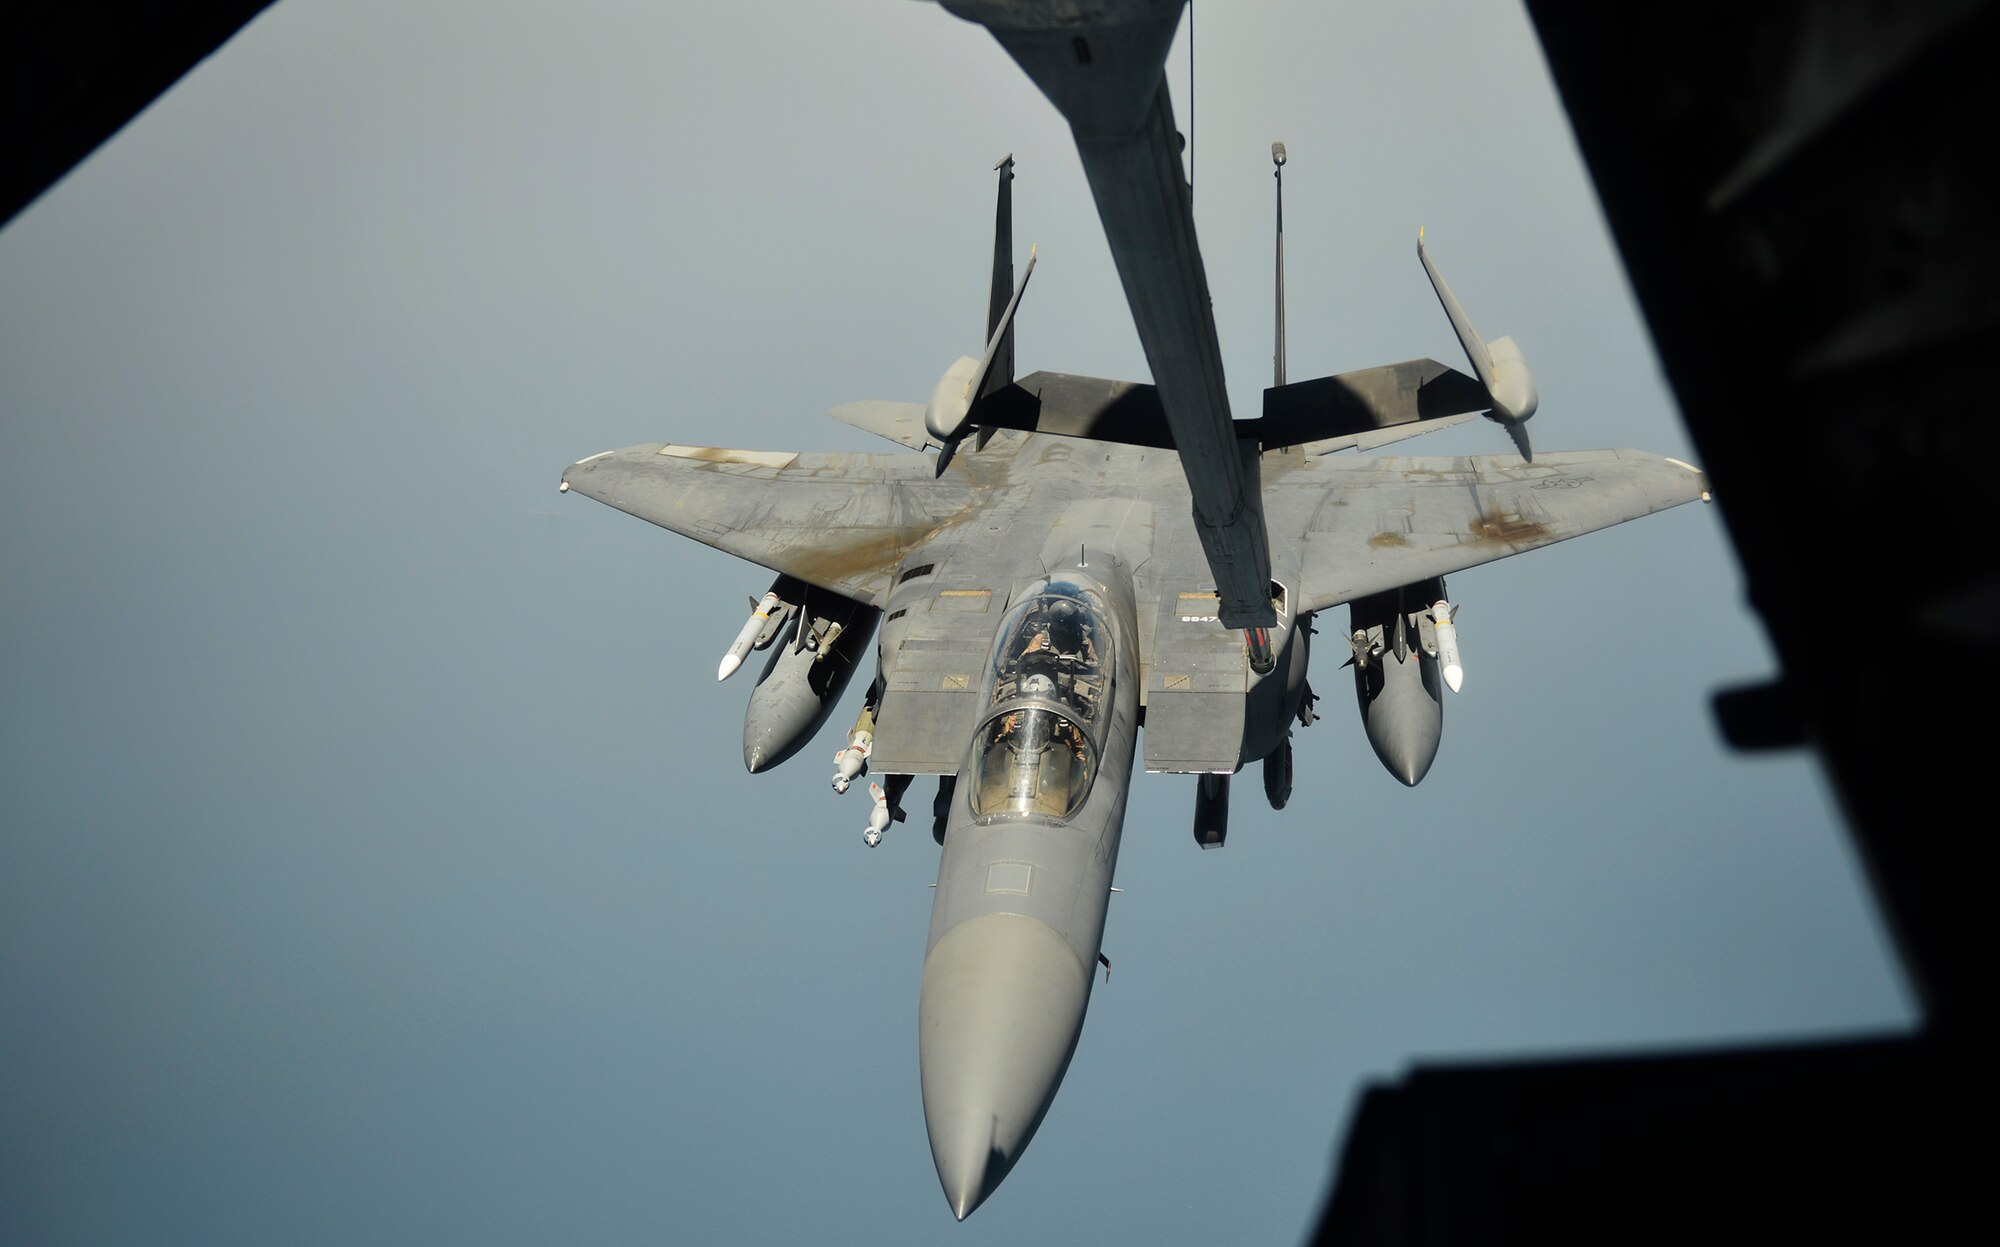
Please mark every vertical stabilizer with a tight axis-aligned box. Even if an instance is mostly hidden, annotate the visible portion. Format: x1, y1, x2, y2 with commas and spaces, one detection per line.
927, 158, 1034, 477
1417, 229, 1539, 459
982, 155, 1016, 400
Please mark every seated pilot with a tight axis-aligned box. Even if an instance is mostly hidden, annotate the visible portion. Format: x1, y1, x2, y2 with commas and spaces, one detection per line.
1047, 617, 1083, 659
1054, 717, 1086, 763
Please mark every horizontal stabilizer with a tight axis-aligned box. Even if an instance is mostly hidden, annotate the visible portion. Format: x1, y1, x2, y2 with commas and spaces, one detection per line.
1255, 359, 1489, 449
829, 400, 932, 450
975, 370, 1178, 448
968, 364, 1491, 454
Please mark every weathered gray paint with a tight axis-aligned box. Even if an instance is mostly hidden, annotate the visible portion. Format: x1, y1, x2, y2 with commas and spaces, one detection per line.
561, 401, 1705, 1214
562, 438, 1706, 663
919, 555, 1141, 1217
558, 120, 1710, 1217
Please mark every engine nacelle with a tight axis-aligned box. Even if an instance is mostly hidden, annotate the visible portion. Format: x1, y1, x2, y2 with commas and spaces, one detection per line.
742, 588, 879, 773
922, 355, 983, 444
1349, 580, 1446, 786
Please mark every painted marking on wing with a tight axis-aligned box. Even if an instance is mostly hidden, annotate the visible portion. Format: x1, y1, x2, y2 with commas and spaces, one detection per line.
1177, 591, 1220, 623
931, 589, 993, 614
657, 445, 799, 469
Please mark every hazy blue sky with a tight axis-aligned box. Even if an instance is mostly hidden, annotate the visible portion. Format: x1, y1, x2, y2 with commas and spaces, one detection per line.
1, 2, 1912, 1243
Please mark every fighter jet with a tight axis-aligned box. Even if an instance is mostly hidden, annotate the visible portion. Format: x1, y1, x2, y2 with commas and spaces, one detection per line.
559, 159, 1708, 1218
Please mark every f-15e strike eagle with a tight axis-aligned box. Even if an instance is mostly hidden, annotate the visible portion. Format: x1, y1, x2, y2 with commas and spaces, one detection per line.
560, 0, 1707, 1221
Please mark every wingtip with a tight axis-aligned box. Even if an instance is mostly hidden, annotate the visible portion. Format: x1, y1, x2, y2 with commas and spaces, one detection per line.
1664, 457, 1713, 501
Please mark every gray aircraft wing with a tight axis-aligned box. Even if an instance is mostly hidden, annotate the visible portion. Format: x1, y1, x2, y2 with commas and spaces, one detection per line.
561, 442, 972, 607
1265, 449, 1710, 614
1297, 412, 1480, 457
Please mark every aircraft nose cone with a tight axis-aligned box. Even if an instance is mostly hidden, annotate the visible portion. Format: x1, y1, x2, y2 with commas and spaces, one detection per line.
1386, 748, 1430, 788
920, 912, 1093, 1220
1371, 730, 1438, 787
740, 711, 801, 774
1359, 658, 1443, 787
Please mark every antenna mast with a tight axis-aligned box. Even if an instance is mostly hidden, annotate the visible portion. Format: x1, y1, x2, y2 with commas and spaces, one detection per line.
1272, 140, 1287, 387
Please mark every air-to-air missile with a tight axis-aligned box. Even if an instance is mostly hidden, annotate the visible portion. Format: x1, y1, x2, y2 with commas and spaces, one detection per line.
717, 585, 795, 682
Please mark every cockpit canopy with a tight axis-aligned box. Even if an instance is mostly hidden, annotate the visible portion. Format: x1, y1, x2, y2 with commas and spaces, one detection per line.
968, 581, 1114, 821
984, 582, 1111, 725
970, 707, 1095, 820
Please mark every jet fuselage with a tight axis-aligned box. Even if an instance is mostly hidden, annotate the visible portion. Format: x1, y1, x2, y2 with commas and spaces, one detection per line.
917, 561, 1141, 1218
